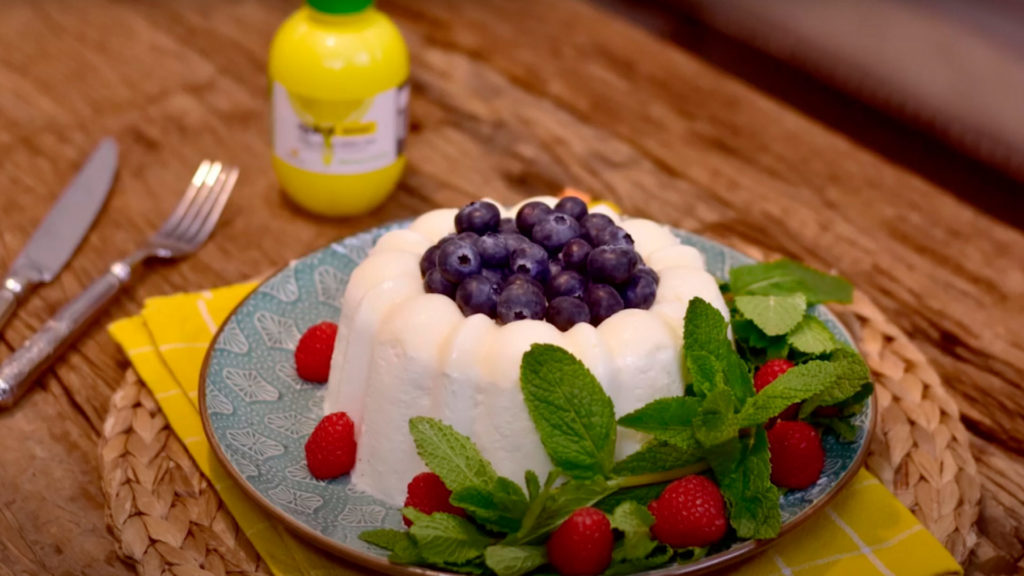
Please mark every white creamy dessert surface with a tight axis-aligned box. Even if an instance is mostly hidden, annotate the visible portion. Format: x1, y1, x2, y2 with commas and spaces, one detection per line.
325, 196, 730, 505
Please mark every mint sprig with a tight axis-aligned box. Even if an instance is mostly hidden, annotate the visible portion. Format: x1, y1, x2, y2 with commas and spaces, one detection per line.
729, 259, 853, 304
521, 344, 617, 479
707, 429, 780, 539
409, 417, 498, 492
735, 293, 807, 336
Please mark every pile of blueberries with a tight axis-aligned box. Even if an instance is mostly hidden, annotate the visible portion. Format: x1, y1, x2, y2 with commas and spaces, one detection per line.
419, 197, 659, 331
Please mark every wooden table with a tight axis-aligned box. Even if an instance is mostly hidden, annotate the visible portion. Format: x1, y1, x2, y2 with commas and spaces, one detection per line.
0, 1, 1021, 574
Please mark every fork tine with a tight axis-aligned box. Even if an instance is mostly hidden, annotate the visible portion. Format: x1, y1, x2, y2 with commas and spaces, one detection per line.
190, 166, 239, 246
181, 167, 229, 239
159, 160, 212, 235
163, 161, 223, 237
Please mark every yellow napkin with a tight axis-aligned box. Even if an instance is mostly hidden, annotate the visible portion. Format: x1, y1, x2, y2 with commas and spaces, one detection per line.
108, 283, 962, 576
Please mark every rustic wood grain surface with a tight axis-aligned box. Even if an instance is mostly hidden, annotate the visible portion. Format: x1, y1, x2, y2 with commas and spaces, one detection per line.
0, 0, 1021, 574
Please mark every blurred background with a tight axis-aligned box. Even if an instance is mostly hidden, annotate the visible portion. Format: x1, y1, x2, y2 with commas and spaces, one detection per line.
597, 0, 1024, 226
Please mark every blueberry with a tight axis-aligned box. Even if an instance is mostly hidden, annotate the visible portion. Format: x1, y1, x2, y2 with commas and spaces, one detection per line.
509, 242, 551, 284
515, 201, 552, 235
501, 232, 533, 255
633, 265, 659, 284
419, 243, 441, 277
480, 267, 506, 285
498, 217, 518, 234
585, 283, 624, 325
437, 239, 482, 284
456, 231, 480, 244
587, 245, 638, 285
546, 296, 591, 332
560, 238, 592, 271
547, 270, 587, 300
532, 212, 582, 253
475, 232, 509, 268
424, 268, 457, 298
548, 257, 564, 279
503, 273, 545, 294
621, 272, 657, 309
580, 213, 615, 244
455, 201, 501, 235
456, 275, 500, 318
497, 281, 547, 324
553, 196, 588, 221
592, 225, 634, 247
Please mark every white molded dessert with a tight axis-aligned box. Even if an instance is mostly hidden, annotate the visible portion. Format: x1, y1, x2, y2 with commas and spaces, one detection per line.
325, 197, 730, 505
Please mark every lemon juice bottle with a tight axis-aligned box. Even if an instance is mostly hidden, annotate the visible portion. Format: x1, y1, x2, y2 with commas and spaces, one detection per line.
269, 0, 409, 217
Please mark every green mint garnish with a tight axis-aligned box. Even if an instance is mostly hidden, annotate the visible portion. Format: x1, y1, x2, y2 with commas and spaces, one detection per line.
610, 441, 703, 477
694, 386, 739, 447
729, 259, 853, 304
451, 477, 529, 534
799, 348, 871, 416
734, 360, 835, 428
683, 299, 754, 403
602, 545, 674, 576
787, 315, 838, 354
617, 397, 699, 449
520, 344, 617, 479
360, 529, 424, 564
734, 293, 807, 336
708, 428, 780, 539
484, 545, 547, 576
511, 477, 617, 545
594, 483, 667, 514
524, 470, 541, 501
409, 417, 498, 493
408, 510, 494, 565
609, 501, 657, 562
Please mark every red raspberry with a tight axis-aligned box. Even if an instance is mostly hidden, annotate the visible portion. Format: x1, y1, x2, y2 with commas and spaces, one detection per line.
767, 421, 825, 489
403, 472, 467, 527
304, 412, 356, 480
546, 507, 613, 576
814, 406, 842, 418
294, 322, 338, 383
647, 475, 728, 548
755, 358, 799, 421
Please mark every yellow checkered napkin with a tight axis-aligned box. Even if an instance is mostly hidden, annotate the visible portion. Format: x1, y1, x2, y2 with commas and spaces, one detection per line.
108, 283, 962, 576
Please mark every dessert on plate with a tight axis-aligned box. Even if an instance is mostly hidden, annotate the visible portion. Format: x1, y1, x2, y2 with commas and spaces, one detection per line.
322, 195, 729, 505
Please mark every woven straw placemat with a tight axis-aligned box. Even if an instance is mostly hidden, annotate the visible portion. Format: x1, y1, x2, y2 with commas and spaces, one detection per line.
98, 288, 981, 575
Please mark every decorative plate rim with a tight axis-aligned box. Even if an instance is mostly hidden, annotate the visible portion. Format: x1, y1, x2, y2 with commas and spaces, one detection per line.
199, 222, 876, 576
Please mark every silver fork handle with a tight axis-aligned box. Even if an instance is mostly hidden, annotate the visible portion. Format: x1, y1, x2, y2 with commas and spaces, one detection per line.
0, 261, 132, 409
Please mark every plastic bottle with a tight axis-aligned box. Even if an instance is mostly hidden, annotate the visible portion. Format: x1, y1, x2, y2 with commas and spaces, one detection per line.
269, 0, 409, 217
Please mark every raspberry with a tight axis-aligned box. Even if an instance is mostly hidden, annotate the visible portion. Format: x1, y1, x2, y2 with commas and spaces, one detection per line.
294, 322, 338, 383
304, 412, 356, 480
403, 472, 467, 527
767, 421, 825, 489
647, 475, 728, 548
546, 507, 613, 576
755, 358, 799, 421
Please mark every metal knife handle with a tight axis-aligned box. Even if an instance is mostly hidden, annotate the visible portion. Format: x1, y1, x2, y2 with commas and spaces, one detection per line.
0, 287, 18, 333
0, 262, 131, 409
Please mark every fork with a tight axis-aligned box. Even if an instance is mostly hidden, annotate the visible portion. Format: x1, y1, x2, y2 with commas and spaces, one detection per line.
0, 160, 239, 409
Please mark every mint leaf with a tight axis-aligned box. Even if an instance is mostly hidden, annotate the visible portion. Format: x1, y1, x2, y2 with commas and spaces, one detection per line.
602, 545, 673, 576
595, 483, 667, 514
525, 470, 541, 501
609, 501, 656, 561
729, 259, 853, 304
685, 351, 725, 399
409, 512, 493, 564
409, 417, 497, 493
683, 299, 754, 403
788, 315, 838, 354
732, 318, 779, 349
360, 529, 418, 563
735, 361, 835, 428
708, 429, 780, 539
734, 294, 807, 336
452, 477, 529, 534
611, 440, 703, 476
403, 506, 432, 525
617, 397, 699, 449
693, 386, 737, 447
484, 545, 547, 576
512, 478, 617, 545
809, 416, 859, 442
521, 344, 617, 479
799, 348, 871, 416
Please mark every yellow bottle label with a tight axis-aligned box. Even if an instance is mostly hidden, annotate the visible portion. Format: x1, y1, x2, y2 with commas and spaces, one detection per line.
272, 81, 409, 175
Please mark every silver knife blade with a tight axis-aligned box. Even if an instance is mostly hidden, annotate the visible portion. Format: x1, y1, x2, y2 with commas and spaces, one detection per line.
7, 138, 118, 284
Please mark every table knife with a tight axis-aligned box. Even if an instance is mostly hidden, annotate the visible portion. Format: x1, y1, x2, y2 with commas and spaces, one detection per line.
0, 138, 118, 332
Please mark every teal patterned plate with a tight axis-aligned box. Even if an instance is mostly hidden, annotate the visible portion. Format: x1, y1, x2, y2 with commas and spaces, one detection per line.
200, 222, 874, 576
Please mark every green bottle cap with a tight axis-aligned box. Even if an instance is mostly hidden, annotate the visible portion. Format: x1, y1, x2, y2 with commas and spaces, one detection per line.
306, 0, 373, 14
